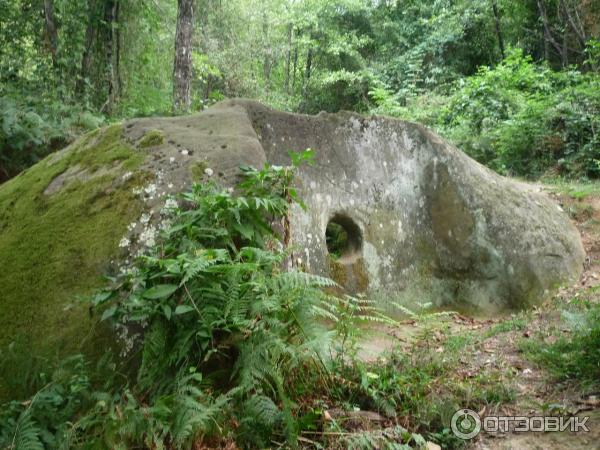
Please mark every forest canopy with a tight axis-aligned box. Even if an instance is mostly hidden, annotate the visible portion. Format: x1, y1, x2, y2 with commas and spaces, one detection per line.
0, 0, 599, 181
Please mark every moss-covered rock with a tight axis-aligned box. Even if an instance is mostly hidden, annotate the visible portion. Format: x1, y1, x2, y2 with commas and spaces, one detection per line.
0, 125, 145, 357
0, 106, 268, 361
137, 129, 164, 149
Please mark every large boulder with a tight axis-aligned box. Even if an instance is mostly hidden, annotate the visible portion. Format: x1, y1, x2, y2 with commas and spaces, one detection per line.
0, 99, 584, 354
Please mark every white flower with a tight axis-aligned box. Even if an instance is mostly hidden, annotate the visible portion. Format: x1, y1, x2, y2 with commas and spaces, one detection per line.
144, 184, 157, 195
132, 187, 143, 195
119, 237, 130, 248
204, 167, 214, 176
181, 149, 189, 156
140, 213, 151, 224
121, 171, 133, 181
168, 183, 174, 189
139, 226, 157, 247
127, 222, 137, 231
169, 157, 175, 163
165, 198, 178, 210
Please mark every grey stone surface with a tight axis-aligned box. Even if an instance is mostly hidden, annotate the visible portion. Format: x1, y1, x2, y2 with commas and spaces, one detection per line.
227, 99, 583, 313
54, 99, 589, 313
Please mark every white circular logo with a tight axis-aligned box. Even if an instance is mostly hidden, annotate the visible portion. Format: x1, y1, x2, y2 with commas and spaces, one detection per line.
451, 409, 482, 439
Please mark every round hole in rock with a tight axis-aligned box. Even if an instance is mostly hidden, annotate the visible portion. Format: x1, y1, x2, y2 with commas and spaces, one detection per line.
325, 214, 362, 263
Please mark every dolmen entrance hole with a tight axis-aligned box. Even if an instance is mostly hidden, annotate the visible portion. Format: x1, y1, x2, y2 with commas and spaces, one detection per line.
325, 213, 362, 264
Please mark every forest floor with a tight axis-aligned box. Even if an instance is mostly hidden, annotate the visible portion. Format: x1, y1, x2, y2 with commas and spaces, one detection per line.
349, 182, 600, 450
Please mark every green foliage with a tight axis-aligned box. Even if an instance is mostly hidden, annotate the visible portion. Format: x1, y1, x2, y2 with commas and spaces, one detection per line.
0, 355, 96, 450
439, 49, 600, 177
383, 49, 600, 178
0, 95, 104, 181
92, 159, 336, 447
520, 300, 600, 387
326, 222, 349, 259
321, 304, 516, 450
484, 315, 527, 337
1, 0, 599, 181
341, 426, 424, 450
0, 155, 347, 449
137, 129, 165, 149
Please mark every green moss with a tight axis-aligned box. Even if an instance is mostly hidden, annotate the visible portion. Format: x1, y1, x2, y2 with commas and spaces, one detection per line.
137, 129, 164, 149
190, 160, 208, 181
352, 258, 369, 293
0, 124, 145, 360
328, 257, 347, 286
328, 257, 369, 294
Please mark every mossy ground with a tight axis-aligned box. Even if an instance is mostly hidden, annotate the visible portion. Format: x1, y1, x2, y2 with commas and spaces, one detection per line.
137, 129, 164, 148
0, 124, 145, 361
190, 160, 209, 181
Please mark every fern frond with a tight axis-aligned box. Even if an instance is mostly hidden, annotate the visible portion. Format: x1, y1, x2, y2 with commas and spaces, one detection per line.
241, 395, 281, 427
12, 410, 44, 450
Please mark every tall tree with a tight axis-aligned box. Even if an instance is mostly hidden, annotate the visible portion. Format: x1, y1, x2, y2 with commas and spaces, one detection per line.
173, 0, 195, 113
491, 0, 506, 59
103, 0, 120, 114
284, 23, 293, 93
77, 0, 98, 98
43, 0, 58, 66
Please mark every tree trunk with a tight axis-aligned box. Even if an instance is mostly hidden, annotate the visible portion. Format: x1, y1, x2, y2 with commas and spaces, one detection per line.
262, 11, 272, 98
114, 0, 122, 101
284, 23, 292, 94
43, 0, 58, 66
173, 0, 195, 114
562, 23, 569, 67
561, 0, 587, 46
537, 0, 565, 66
304, 47, 313, 86
491, 0, 505, 60
102, 0, 118, 114
291, 29, 299, 91
77, 0, 97, 97
300, 44, 313, 108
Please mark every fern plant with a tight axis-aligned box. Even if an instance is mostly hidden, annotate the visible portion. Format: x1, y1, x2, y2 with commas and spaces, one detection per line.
88, 152, 342, 448
2, 151, 396, 449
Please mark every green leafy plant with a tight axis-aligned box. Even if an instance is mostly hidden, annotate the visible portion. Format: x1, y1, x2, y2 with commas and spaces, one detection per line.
0, 95, 104, 182
0, 152, 346, 448
89, 152, 342, 448
520, 300, 600, 388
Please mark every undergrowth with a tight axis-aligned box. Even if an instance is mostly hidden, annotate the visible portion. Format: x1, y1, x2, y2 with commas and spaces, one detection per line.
0, 154, 431, 449
520, 297, 600, 390
0, 154, 525, 449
